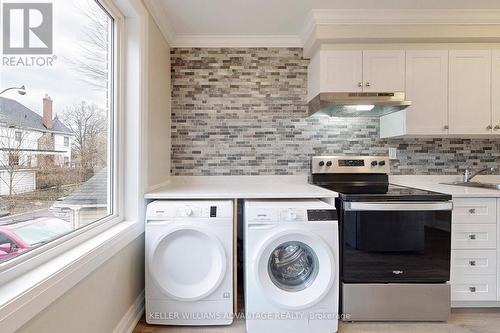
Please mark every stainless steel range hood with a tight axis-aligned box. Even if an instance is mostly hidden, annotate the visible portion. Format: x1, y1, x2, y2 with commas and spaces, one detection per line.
308, 92, 411, 118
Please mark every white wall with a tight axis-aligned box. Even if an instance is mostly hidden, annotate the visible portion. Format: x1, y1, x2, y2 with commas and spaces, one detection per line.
17, 236, 144, 333
146, 16, 171, 190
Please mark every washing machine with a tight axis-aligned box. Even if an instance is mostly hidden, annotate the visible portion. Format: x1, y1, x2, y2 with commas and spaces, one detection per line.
145, 200, 233, 325
244, 199, 339, 333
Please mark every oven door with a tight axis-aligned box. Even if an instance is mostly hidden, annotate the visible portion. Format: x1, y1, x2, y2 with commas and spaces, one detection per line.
341, 201, 452, 283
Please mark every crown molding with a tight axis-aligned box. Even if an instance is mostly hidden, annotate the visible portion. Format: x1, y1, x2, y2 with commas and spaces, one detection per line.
143, 3, 500, 49
172, 35, 302, 48
306, 9, 500, 26
143, 0, 176, 43
300, 9, 500, 56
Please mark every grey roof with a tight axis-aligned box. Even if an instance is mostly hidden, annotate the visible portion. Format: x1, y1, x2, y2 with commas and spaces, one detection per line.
58, 168, 108, 207
0, 97, 72, 134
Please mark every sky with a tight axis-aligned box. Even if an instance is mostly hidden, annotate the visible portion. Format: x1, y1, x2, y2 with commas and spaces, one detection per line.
0, 0, 109, 118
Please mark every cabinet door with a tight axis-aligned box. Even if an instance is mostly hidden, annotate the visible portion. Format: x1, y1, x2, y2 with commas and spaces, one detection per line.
362, 50, 405, 92
449, 50, 492, 135
320, 50, 363, 92
492, 50, 500, 134
405, 50, 449, 135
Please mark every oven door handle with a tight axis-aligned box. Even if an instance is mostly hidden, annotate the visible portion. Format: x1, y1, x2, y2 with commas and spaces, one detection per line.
344, 202, 453, 211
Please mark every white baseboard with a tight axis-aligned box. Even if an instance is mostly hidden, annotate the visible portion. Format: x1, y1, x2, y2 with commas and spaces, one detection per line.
113, 290, 145, 333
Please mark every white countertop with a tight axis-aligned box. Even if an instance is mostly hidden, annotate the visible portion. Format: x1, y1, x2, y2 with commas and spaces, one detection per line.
145, 175, 500, 199
145, 176, 338, 199
390, 175, 500, 198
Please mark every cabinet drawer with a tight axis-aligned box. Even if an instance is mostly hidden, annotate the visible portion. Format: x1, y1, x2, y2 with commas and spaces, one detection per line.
451, 250, 497, 276
451, 224, 496, 249
452, 198, 497, 224
451, 275, 497, 301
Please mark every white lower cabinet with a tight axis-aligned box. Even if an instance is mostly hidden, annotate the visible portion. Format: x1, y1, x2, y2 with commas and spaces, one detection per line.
451, 275, 497, 301
451, 224, 497, 249
452, 250, 497, 276
451, 198, 499, 305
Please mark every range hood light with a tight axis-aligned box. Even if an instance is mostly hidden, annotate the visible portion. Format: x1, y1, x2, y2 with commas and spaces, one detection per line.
354, 105, 375, 111
308, 92, 411, 118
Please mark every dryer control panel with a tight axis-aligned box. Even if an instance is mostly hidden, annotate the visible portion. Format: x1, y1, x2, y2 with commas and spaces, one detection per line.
146, 200, 233, 220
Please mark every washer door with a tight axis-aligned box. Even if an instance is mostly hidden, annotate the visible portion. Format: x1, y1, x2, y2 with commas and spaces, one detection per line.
148, 225, 227, 301
254, 229, 335, 310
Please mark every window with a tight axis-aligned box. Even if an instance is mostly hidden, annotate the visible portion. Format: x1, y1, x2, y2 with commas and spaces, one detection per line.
14, 131, 22, 143
8, 153, 19, 166
0, 0, 116, 264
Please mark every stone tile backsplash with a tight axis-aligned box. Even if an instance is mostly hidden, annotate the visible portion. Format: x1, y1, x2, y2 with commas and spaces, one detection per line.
171, 47, 500, 176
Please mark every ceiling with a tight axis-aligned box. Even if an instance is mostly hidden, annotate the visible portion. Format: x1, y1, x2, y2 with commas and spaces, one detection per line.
145, 0, 500, 47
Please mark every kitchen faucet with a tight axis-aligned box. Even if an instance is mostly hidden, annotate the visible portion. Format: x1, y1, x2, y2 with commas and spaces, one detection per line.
463, 167, 496, 182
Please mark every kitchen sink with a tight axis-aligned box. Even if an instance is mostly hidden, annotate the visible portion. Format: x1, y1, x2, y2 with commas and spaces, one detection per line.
440, 181, 500, 190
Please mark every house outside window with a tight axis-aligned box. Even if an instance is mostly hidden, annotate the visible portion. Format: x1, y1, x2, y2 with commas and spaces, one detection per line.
0, 0, 116, 264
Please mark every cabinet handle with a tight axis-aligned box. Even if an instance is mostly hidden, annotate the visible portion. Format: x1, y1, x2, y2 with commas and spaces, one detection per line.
469, 260, 476, 266
365, 82, 371, 87
444, 125, 449, 130
358, 82, 363, 88
469, 286, 476, 293
469, 234, 477, 240
486, 125, 492, 130
494, 125, 500, 130
469, 208, 476, 214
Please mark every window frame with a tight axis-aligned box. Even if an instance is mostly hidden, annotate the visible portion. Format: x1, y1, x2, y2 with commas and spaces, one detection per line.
0, 0, 125, 279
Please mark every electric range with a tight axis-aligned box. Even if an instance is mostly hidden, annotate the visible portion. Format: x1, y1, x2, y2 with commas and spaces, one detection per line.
311, 155, 452, 322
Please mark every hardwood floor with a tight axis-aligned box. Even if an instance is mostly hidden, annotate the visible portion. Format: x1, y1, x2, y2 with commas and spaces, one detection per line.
133, 308, 500, 333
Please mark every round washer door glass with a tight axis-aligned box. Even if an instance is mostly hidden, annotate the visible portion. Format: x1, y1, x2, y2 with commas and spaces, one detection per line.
268, 241, 319, 292
149, 227, 226, 301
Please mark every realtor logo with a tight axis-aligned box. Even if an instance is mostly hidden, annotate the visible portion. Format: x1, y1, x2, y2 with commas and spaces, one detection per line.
2, 3, 53, 54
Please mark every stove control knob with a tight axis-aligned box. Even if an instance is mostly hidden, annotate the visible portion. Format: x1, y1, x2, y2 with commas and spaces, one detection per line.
326, 161, 333, 167
379, 160, 386, 166
318, 161, 325, 167
371, 161, 378, 167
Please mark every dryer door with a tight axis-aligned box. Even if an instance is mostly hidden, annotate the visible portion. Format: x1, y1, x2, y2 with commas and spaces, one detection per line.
254, 229, 335, 310
148, 225, 227, 301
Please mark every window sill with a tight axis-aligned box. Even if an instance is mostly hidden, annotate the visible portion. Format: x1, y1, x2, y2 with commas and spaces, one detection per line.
0, 219, 143, 333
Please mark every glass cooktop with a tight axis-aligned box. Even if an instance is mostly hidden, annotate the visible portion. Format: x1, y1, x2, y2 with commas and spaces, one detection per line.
319, 183, 451, 202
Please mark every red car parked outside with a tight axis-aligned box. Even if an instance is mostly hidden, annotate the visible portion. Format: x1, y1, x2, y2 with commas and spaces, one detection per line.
0, 217, 72, 262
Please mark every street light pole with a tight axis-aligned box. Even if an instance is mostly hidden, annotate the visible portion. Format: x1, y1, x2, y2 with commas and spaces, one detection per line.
0, 85, 26, 96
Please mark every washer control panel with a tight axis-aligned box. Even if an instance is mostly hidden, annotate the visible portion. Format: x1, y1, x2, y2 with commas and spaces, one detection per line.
246, 207, 337, 223
307, 209, 338, 221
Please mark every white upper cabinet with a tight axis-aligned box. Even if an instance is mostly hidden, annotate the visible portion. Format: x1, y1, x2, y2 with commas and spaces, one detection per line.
362, 50, 406, 92
307, 50, 405, 101
449, 50, 492, 135
405, 50, 449, 135
322, 50, 363, 93
492, 50, 500, 133
380, 50, 448, 138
